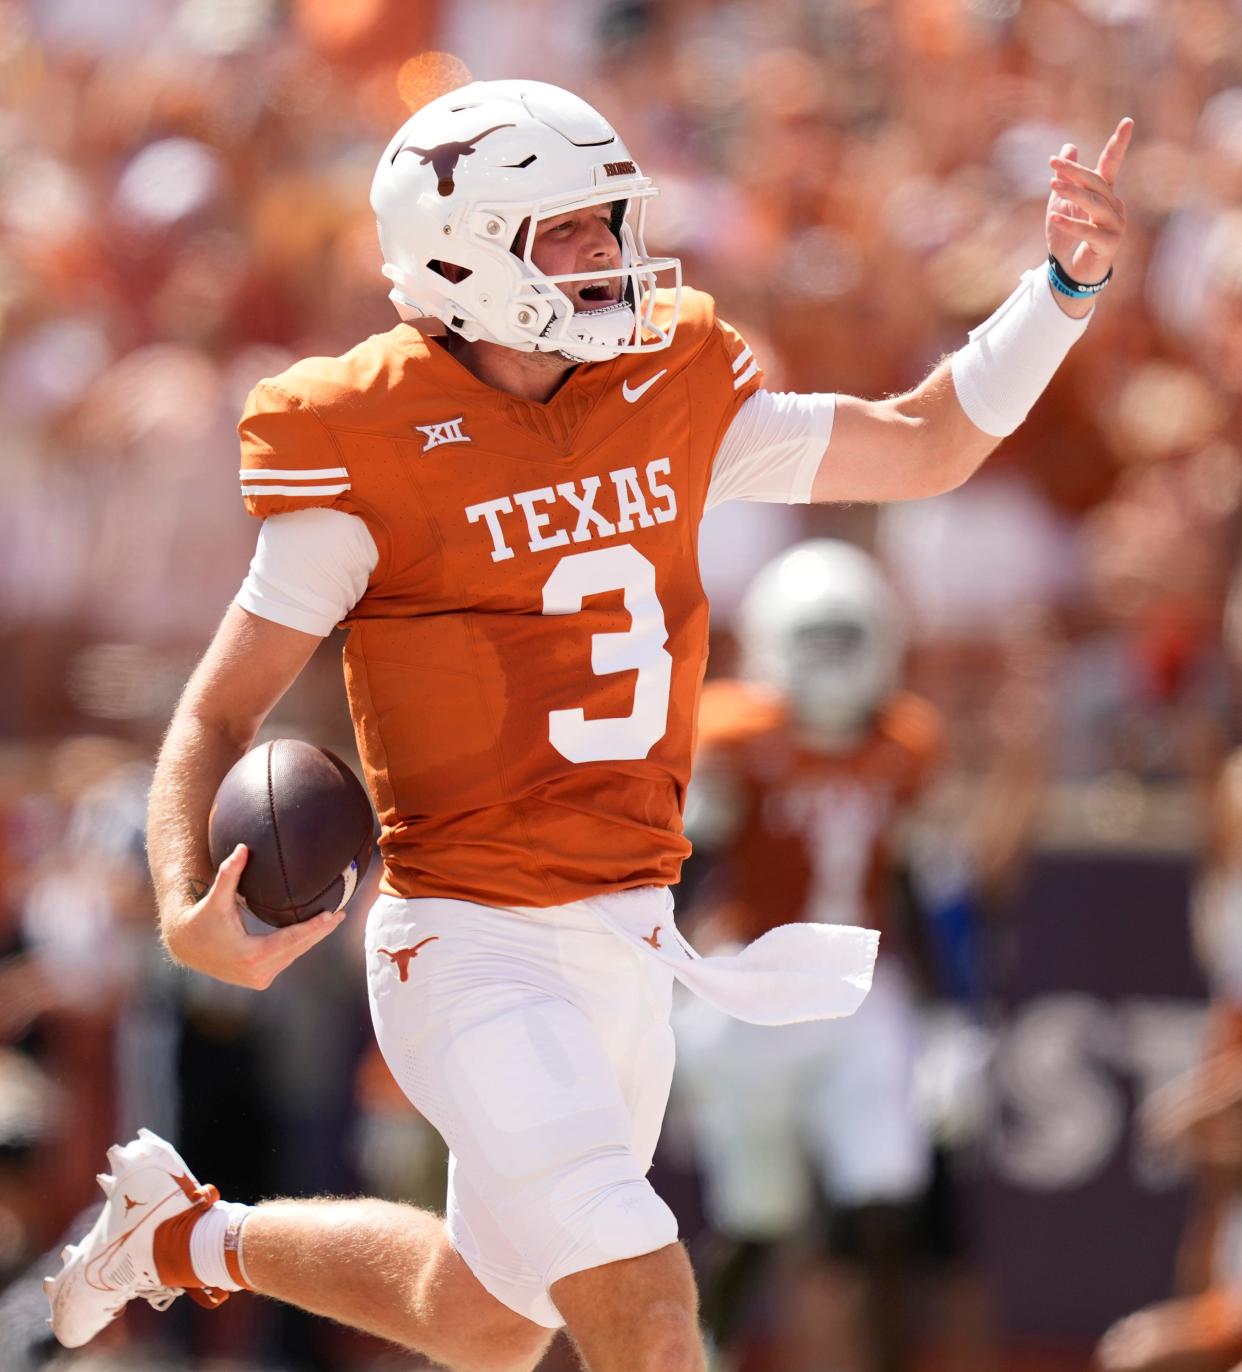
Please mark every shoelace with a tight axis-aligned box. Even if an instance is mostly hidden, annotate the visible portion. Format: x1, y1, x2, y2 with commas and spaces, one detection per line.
136, 1284, 230, 1311
187, 1286, 230, 1310
136, 1285, 182, 1311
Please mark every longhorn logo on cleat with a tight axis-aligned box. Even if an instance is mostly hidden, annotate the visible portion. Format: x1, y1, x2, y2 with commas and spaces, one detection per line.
394, 125, 515, 195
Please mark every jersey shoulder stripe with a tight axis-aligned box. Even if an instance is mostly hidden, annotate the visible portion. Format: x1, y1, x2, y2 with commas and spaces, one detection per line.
238, 377, 352, 519
240, 483, 352, 498
240, 466, 349, 480
240, 462, 351, 501
731, 344, 758, 390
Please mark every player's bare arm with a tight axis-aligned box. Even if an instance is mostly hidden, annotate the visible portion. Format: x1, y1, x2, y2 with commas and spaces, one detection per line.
811, 117, 1133, 506
147, 602, 344, 990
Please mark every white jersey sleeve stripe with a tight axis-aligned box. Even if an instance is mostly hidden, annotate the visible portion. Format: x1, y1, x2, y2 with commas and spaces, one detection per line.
235, 507, 378, 637
732, 359, 759, 390
239, 466, 349, 480
730, 346, 753, 373
239, 482, 351, 497
706, 389, 835, 510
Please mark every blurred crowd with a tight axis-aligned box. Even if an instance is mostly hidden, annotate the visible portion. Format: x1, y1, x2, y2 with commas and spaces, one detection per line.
5, 0, 1242, 1368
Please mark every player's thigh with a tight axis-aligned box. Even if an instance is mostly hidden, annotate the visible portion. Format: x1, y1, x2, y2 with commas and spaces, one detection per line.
367, 897, 677, 1323
804, 965, 930, 1204
589, 930, 677, 1171
677, 1006, 814, 1237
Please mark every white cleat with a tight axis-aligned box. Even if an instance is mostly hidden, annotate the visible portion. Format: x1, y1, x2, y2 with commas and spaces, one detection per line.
44, 1127, 219, 1348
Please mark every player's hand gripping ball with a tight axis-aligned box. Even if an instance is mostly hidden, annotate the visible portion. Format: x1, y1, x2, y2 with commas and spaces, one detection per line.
208, 739, 376, 927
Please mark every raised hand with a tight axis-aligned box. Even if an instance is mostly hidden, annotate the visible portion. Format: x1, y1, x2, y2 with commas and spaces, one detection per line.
1047, 117, 1134, 288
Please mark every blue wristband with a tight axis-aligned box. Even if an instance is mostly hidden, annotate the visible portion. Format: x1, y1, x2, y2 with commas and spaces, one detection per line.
1048, 254, 1112, 298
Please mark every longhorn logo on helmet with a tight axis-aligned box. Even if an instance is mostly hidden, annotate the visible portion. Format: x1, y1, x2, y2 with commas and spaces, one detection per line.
395, 125, 515, 196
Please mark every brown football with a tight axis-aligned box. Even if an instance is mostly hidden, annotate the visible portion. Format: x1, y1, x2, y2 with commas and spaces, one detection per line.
208, 739, 376, 927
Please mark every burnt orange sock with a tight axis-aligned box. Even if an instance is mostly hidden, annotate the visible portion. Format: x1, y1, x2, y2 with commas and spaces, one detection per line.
152, 1180, 228, 1307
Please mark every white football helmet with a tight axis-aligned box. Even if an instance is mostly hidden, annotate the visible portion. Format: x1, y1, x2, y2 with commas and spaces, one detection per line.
370, 79, 681, 364
738, 540, 906, 744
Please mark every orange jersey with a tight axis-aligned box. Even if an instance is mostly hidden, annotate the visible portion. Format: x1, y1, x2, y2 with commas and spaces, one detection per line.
694, 680, 945, 942
238, 290, 763, 907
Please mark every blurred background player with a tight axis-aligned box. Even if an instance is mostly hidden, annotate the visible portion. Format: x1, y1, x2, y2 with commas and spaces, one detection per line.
677, 539, 991, 1372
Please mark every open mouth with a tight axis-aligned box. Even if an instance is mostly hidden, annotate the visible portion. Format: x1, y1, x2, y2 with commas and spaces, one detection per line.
576, 283, 618, 309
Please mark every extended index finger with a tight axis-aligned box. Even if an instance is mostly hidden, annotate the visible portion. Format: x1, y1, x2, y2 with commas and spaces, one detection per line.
1097, 116, 1135, 186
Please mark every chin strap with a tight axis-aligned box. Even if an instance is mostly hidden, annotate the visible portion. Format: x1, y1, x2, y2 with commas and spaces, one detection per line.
549, 301, 637, 363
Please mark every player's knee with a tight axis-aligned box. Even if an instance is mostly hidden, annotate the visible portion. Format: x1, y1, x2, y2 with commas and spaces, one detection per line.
637, 1300, 702, 1369
545, 1176, 679, 1290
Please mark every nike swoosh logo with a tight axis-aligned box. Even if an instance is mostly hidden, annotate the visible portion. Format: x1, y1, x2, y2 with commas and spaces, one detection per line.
621, 370, 667, 403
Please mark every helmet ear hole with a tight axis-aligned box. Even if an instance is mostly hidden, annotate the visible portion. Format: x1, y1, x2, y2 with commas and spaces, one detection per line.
430, 261, 473, 284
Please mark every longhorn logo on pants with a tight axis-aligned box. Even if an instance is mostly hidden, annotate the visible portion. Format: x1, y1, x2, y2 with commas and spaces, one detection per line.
377, 938, 440, 982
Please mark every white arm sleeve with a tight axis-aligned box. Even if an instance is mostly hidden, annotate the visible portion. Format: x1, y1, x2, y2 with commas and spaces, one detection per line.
706, 389, 836, 510
235, 507, 378, 637
950, 268, 1092, 437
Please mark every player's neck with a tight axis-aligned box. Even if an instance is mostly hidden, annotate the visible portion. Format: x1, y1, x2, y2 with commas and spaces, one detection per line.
437, 332, 578, 404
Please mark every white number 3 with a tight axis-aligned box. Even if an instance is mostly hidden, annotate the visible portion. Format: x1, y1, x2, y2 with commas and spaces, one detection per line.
541, 545, 673, 763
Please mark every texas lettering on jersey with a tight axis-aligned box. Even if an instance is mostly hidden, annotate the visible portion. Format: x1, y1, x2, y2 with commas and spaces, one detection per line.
465, 459, 678, 563
236, 289, 763, 909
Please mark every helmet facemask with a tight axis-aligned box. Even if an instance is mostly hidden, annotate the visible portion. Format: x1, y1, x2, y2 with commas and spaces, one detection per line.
514, 192, 681, 363
781, 618, 896, 744
385, 186, 680, 363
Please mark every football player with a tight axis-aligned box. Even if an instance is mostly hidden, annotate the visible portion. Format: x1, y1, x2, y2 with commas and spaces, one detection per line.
46, 80, 1131, 1372
678, 540, 947, 1372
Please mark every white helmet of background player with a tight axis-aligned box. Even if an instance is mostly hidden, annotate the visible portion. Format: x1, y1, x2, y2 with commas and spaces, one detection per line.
370, 79, 681, 364
738, 539, 906, 743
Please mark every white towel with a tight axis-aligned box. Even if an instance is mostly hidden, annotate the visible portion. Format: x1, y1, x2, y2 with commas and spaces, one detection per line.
583, 887, 879, 1027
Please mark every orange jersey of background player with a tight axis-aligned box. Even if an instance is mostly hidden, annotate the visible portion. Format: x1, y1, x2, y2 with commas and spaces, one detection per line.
237, 289, 764, 908
693, 679, 946, 943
